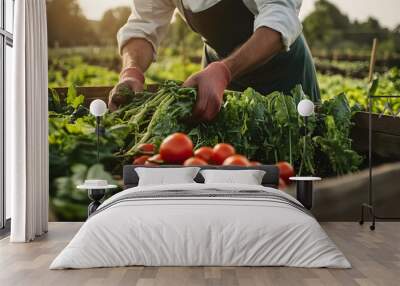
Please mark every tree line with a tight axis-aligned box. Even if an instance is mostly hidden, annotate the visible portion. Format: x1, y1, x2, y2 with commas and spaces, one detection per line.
46, 0, 130, 47
303, 0, 400, 53
47, 0, 400, 54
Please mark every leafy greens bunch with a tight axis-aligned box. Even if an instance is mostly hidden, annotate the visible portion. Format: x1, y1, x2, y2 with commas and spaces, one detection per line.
50, 80, 362, 179
105, 81, 361, 176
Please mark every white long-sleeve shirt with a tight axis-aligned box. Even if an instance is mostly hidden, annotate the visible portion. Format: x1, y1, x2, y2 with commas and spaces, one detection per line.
117, 0, 303, 58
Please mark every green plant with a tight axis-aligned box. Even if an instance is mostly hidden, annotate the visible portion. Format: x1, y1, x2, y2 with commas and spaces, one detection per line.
51, 164, 117, 221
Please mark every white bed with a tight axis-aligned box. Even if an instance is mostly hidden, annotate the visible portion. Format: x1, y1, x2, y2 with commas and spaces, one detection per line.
50, 183, 350, 269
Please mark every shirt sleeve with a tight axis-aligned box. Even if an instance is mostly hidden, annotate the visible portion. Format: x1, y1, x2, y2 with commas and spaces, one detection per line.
117, 0, 175, 59
253, 0, 303, 51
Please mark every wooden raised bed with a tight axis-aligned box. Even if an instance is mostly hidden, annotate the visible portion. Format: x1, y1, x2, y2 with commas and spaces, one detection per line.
49, 87, 400, 164
51, 86, 112, 106
50, 85, 159, 106
351, 112, 400, 163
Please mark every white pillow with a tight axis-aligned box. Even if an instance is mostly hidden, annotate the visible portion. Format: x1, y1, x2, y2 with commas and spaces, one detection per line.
200, 169, 266, 185
136, 167, 200, 186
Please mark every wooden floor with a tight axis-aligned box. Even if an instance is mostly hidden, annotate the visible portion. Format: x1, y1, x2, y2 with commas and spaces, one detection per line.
0, 222, 399, 286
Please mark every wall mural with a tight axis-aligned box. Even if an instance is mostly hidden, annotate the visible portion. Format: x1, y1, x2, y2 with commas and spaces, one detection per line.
47, 0, 400, 221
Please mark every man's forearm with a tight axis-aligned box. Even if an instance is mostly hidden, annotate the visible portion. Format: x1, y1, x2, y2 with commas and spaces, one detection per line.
223, 27, 284, 79
121, 38, 154, 73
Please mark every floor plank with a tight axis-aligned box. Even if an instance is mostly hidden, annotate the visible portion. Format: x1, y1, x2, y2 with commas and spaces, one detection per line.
0, 222, 399, 286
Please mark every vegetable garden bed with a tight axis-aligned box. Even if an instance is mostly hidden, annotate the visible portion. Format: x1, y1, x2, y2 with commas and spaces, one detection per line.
49, 82, 362, 174
49, 85, 400, 165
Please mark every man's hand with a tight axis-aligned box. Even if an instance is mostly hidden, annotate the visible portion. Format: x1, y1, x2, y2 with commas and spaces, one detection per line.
109, 38, 153, 111
108, 67, 145, 111
183, 27, 282, 121
183, 62, 231, 122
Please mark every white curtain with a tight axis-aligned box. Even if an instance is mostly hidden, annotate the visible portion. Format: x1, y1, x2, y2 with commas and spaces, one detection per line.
7, 0, 49, 242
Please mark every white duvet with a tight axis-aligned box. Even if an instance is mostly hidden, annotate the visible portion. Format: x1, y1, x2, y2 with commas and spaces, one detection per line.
50, 183, 350, 269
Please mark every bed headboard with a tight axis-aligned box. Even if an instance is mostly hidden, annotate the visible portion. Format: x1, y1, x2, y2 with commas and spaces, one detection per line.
123, 165, 280, 189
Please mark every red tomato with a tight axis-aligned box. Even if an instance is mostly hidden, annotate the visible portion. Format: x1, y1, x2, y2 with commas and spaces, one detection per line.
138, 143, 155, 155
160, 133, 193, 164
194, 147, 214, 163
146, 154, 164, 165
223, 155, 250, 166
183, 157, 208, 166
276, 161, 295, 184
249, 161, 262, 166
212, 143, 236, 165
132, 155, 150, 165
279, 177, 287, 190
